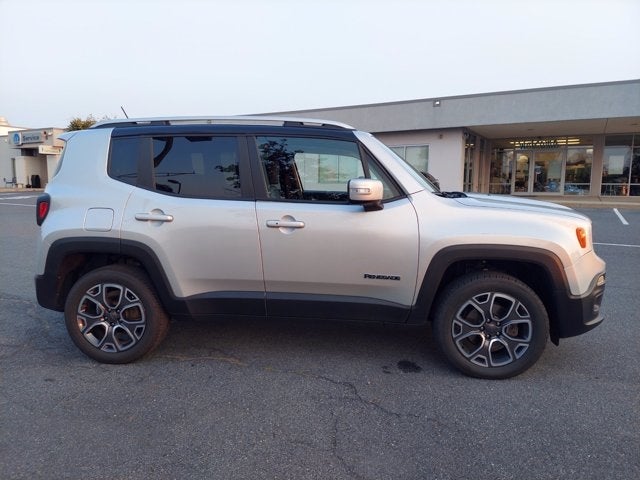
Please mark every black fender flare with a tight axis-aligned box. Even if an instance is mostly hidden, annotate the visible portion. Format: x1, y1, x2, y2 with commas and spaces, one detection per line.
407, 244, 569, 339
36, 237, 186, 315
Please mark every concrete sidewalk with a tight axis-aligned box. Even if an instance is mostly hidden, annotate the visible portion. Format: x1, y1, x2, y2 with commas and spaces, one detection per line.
522, 195, 640, 209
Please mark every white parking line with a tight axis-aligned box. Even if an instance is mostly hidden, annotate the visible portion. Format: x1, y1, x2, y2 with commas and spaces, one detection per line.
613, 208, 629, 225
594, 242, 640, 248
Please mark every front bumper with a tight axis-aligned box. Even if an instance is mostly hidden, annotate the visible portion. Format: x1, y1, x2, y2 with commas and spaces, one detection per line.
553, 273, 606, 340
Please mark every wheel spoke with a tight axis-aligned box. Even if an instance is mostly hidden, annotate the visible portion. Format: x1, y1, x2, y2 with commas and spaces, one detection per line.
101, 325, 136, 352
117, 303, 146, 343
452, 291, 534, 368
74, 282, 146, 353
102, 283, 125, 309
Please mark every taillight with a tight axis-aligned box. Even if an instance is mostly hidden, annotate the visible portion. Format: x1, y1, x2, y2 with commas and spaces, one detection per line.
36, 194, 50, 226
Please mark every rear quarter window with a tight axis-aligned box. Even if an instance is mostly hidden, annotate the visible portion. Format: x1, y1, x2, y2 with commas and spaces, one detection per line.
109, 137, 139, 186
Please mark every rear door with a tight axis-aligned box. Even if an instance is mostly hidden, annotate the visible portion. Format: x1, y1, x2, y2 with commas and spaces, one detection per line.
115, 131, 265, 315
252, 134, 419, 322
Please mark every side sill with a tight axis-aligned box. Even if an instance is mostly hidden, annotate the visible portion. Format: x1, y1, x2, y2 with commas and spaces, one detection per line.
266, 292, 410, 323
181, 291, 266, 317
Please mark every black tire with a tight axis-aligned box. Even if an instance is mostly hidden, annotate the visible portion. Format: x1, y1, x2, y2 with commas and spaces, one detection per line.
433, 271, 548, 379
64, 265, 169, 364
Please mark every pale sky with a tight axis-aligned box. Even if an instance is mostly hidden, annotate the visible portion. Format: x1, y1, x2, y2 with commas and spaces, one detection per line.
1, 0, 639, 128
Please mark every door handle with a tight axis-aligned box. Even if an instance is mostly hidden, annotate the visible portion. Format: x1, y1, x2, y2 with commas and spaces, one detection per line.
266, 220, 305, 229
135, 212, 174, 222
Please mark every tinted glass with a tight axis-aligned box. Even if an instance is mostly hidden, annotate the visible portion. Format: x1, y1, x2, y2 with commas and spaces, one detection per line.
257, 136, 401, 202
367, 158, 402, 199
257, 137, 363, 201
152, 136, 241, 198
109, 137, 139, 186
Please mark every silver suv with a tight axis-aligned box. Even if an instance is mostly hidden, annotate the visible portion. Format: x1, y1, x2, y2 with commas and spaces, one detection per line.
35, 117, 606, 379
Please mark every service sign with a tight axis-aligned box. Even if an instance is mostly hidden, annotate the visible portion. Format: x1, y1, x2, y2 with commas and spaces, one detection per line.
11, 131, 43, 146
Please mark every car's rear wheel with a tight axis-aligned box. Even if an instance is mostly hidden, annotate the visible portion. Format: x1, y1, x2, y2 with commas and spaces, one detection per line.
433, 272, 548, 379
64, 265, 169, 364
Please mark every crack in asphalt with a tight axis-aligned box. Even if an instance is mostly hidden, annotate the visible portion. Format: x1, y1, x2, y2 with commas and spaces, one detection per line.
157, 352, 247, 366
330, 413, 371, 480
312, 373, 420, 419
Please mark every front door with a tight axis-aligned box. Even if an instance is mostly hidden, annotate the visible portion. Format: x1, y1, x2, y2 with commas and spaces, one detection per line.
253, 135, 420, 322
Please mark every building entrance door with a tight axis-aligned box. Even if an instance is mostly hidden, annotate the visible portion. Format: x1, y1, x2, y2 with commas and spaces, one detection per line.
532, 150, 563, 193
512, 150, 563, 193
513, 152, 530, 192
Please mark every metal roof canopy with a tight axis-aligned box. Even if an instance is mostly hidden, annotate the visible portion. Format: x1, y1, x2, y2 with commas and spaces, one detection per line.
270, 80, 640, 139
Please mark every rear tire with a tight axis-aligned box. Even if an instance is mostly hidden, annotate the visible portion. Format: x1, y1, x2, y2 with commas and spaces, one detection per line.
64, 265, 169, 364
433, 271, 548, 379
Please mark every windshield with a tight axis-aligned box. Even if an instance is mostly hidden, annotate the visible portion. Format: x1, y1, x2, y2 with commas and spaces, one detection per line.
354, 131, 438, 193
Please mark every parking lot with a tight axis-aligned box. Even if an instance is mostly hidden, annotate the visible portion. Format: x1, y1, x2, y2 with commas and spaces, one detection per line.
1, 192, 639, 480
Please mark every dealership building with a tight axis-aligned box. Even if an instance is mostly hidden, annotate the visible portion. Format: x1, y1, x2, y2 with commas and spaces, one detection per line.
0, 117, 64, 188
2, 79, 639, 196
277, 79, 640, 197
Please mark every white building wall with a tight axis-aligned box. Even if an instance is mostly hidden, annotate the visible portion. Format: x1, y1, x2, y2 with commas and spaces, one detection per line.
0, 136, 14, 183
4, 128, 65, 187
13, 156, 31, 186
374, 129, 465, 191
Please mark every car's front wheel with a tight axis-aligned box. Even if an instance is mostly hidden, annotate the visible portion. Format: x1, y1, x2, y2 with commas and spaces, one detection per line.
433, 272, 549, 379
64, 265, 169, 364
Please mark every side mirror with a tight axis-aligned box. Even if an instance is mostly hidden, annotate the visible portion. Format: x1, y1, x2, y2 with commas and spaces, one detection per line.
348, 178, 384, 211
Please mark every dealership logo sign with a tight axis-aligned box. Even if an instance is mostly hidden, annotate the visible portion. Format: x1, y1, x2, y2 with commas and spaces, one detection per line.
11, 131, 43, 146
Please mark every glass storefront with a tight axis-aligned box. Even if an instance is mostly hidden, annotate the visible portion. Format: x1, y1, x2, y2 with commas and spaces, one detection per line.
463, 133, 475, 192
565, 146, 593, 195
490, 136, 593, 195
602, 134, 640, 196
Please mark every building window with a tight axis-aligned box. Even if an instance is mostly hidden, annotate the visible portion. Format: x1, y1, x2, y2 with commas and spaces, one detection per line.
390, 145, 429, 174
564, 147, 592, 195
464, 134, 476, 192
490, 136, 593, 195
602, 134, 639, 196
489, 149, 513, 194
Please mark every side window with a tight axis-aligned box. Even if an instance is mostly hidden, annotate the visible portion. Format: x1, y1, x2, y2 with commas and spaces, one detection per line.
109, 137, 139, 186
367, 158, 403, 199
256, 136, 401, 201
257, 136, 365, 202
152, 136, 241, 199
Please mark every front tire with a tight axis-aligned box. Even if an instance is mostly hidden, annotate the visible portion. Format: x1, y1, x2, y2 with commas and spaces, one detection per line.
433, 272, 548, 379
64, 265, 169, 364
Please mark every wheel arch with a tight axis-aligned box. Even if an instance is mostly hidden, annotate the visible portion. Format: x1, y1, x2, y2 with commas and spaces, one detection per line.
35, 237, 184, 315
408, 244, 569, 344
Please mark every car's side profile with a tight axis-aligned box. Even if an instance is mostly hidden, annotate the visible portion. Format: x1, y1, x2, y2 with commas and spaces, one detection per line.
35, 117, 606, 378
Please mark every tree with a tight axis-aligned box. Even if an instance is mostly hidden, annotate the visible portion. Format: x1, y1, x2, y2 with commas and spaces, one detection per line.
66, 115, 97, 131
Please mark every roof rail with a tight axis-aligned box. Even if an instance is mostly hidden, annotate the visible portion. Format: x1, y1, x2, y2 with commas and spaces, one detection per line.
92, 116, 354, 130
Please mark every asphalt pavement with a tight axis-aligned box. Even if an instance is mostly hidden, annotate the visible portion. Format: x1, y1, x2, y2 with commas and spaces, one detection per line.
1, 192, 638, 480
